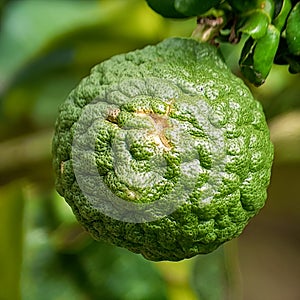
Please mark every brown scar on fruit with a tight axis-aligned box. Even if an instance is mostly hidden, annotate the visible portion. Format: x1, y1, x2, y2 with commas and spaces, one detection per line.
135, 100, 174, 151
106, 109, 120, 124
106, 103, 174, 150
149, 113, 172, 150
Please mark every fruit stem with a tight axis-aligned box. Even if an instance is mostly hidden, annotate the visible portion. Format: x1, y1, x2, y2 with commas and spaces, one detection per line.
191, 16, 225, 45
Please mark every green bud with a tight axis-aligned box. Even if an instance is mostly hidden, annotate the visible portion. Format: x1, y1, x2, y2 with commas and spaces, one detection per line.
238, 11, 270, 39
286, 2, 300, 55
240, 24, 280, 85
272, 0, 292, 32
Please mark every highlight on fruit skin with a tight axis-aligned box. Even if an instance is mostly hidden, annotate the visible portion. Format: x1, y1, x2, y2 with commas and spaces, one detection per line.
52, 37, 274, 261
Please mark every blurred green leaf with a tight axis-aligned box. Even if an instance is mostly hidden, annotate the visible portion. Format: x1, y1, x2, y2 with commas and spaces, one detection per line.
0, 183, 24, 300
21, 186, 168, 300
251, 64, 300, 120
0, 130, 53, 185
0, 0, 121, 83
191, 243, 241, 300
0, 0, 195, 140
269, 110, 300, 165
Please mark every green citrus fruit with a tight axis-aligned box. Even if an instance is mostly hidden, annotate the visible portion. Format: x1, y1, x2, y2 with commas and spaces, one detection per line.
52, 37, 273, 261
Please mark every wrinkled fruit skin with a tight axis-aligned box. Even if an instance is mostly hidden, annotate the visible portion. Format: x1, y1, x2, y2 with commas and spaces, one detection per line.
52, 38, 273, 261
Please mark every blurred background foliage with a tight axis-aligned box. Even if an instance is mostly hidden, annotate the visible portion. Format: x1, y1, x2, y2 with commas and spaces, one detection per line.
0, 1, 299, 300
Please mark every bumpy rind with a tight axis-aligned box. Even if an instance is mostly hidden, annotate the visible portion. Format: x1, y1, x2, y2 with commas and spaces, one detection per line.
52, 38, 273, 261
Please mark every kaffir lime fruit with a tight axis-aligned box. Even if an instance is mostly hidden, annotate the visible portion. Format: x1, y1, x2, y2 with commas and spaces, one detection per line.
52, 38, 273, 261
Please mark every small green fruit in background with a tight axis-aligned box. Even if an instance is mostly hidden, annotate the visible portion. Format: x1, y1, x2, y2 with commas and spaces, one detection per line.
52, 38, 273, 261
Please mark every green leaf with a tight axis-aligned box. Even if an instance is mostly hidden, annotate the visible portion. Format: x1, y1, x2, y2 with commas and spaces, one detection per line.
20, 186, 168, 300
274, 37, 300, 74
145, 0, 187, 18
0, 0, 175, 138
0, 0, 132, 88
174, 0, 221, 17
240, 24, 280, 85
0, 183, 24, 300
228, 0, 275, 16
286, 1, 300, 55
273, 0, 292, 31
238, 10, 270, 39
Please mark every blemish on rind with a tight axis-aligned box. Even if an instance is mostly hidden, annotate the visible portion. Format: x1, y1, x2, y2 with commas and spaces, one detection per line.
60, 161, 65, 174
106, 109, 121, 124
